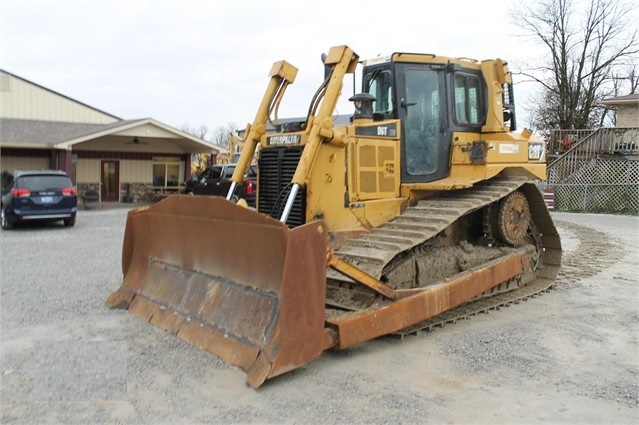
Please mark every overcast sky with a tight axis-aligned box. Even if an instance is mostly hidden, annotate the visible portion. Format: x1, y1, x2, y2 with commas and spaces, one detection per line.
2, 0, 550, 135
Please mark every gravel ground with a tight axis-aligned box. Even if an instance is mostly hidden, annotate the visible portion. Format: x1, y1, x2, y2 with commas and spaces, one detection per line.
0, 206, 637, 424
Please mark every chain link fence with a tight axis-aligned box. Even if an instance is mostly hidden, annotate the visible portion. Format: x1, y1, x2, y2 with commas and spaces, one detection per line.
544, 127, 638, 214
543, 157, 638, 214
549, 182, 638, 213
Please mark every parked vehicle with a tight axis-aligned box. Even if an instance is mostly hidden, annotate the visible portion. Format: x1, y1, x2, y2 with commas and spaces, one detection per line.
0, 170, 77, 229
184, 163, 256, 207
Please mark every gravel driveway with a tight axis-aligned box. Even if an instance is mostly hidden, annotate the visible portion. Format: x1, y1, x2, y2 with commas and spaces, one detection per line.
1, 206, 637, 424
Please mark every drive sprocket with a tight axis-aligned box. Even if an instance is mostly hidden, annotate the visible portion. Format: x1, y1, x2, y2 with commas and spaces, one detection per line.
494, 191, 530, 246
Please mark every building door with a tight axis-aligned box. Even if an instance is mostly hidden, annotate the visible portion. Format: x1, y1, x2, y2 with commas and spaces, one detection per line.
101, 160, 120, 202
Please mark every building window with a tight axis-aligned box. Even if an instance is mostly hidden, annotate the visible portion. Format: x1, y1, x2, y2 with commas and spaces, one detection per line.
152, 157, 179, 187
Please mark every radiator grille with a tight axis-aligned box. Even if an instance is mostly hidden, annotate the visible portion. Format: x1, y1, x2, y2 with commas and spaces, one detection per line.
258, 147, 306, 227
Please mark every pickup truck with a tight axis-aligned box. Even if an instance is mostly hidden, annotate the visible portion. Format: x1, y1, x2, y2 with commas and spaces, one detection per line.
184, 163, 257, 207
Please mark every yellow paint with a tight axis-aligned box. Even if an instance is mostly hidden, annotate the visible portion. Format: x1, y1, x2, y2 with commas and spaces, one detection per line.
252, 48, 548, 235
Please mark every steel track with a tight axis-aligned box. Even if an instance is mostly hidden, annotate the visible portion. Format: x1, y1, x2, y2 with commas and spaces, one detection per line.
326, 175, 563, 334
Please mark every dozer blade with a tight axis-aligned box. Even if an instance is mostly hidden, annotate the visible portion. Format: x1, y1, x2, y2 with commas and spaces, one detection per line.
106, 196, 329, 388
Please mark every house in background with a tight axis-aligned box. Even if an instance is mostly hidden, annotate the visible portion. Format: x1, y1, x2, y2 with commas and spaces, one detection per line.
600, 93, 639, 128
546, 92, 638, 213
0, 69, 224, 202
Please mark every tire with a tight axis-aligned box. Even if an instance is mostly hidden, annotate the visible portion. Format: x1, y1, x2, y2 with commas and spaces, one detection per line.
1, 209, 13, 230
64, 217, 76, 227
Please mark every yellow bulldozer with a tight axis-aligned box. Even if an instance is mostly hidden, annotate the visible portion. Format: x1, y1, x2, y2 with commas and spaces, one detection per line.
216, 132, 245, 164
190, 152, 209, 175
107, 45, 561, 388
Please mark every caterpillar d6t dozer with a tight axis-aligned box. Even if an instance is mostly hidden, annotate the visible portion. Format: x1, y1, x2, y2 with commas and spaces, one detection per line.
107, 45, 562, 388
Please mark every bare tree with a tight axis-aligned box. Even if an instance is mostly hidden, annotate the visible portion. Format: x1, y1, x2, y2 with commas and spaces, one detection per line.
179, 123, 239, 165
602, 64, 639, 125
210, 123, 239, 148
512, 0, 638, 135
178, 124, 212, 170
179, 124, 209, 140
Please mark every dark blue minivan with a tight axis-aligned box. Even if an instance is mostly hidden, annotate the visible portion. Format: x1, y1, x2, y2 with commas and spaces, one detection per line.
1, 170, 77, 229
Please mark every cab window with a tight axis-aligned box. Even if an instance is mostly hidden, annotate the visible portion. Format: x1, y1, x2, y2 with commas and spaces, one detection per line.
404, 68, 440, 175
365, 69, 394, 115
453, 73, 482, 125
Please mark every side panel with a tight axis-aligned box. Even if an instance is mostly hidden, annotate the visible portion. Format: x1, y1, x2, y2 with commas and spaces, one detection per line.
348, 124, 400, 202
304, 135, 404, 235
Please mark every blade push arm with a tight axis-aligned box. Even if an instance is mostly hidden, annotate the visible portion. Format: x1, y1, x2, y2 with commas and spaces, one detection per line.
280, 45, 359, 223
227, 61, 298, 201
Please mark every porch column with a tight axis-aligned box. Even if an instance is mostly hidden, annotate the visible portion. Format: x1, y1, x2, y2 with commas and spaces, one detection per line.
183, 153, 192, 181
55, 149, 73, 176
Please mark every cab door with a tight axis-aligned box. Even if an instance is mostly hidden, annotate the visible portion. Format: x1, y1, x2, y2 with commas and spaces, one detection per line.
396, 65, 451, 183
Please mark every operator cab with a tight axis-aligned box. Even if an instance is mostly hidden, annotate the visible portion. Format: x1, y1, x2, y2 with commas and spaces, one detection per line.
361, 55, 454, 182
360, 53, 516, 184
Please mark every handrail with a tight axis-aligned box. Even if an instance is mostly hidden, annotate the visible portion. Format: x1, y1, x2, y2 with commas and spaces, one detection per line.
547, 127, 638, 184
